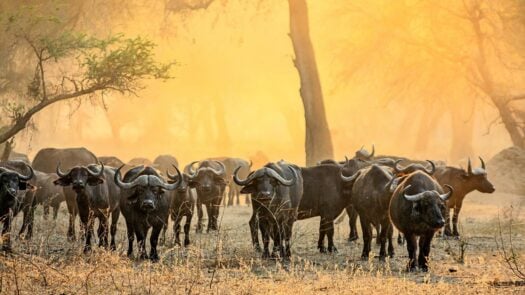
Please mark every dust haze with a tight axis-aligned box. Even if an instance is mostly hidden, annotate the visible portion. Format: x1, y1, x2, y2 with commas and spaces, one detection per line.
11, 0, 514, 165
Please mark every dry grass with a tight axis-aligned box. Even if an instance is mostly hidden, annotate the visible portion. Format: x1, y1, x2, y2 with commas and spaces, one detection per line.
0, 191, 524, 294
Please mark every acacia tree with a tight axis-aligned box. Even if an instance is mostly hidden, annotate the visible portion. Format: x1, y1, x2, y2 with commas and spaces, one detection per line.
0, 7, 172, 147
166, 0, 333, 165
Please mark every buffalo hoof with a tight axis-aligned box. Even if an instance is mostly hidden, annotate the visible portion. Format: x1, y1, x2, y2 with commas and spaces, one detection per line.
1, 245, 12, 253
67, 235, 76, 242
388, 252, 395, 258
174, 239, 181, 246
110, 244, 116, 251
139, 253, 148, 260
348, 235, 359, 242
254, 244, 262, 253
262, 251, 271, 259
379, 256, 387, 262
318, 246, 327, 253
328, 246, 338, 253
83, 246, 92, 254
361, 255, 369, 261
419, 265, 429, 272
184, 239, 191, 247
150, 254, 159, 262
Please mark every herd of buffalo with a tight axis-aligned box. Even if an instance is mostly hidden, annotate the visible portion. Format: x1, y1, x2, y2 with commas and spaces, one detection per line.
0, 146, 495, 271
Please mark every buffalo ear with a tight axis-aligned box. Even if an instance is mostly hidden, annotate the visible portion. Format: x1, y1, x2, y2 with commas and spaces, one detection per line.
88, 176, 105, 186
460, 173, 470, 181
241, 185, 256, 194
54, 177, 71, 187
18, 181, 27, 191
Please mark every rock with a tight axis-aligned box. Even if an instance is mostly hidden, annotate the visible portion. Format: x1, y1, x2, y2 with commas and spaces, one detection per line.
487, 146, 525, 195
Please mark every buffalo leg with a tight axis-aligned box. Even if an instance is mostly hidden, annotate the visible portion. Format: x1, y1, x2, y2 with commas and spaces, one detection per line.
317, 218, 327, 253
249, 208, 261, 251
360, 216, 372, 260
66, 202, 77, 242
1, 214, 12, 252
405, 233, 418, 272
78, 208, 93, 253
260, 219, 270, 258
204, 203, 213, 231
397, 232, 405, 245
19, 197, 35, 240
227, 185, 234, 207
196, 200, 204, 233
52, 204, 59, 220
43, 203, 50, 220
284, 220, 294, 258
150, 225, 162, 262
183, 214, 192, 246
110, 208, 119, 251
173, 212, 182, 246
387, 222, 394, 258
444, 207, 453, 237
452, 204, 462, 237
97, 214, 109, 249
159, 219, 168, 246
347, 206, 359, 242
378, 219, 390, 260
125, 220, 135, 258
135, 224, 148, 260
326, 219, 337, 253
271, 223, 283, 259
418, 232, 434, 272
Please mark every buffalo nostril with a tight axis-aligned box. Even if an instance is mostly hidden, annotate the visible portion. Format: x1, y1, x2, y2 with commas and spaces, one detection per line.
437, 219, 445, 227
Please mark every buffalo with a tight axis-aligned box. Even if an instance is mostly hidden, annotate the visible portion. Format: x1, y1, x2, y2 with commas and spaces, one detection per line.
115, 165, 181, 261
208, 157, 251, 206
98, 156, 125, 168
434, 157, 495, 238
32, 171, 65, 221
344, 164, 395, 260
234, 161, 302, 259
167, 170, 195, 246
33, 147, 98, 241
390, 171, 452, 271
187, 160, 227, 232
0, 162, 33, 251
298, 158, 362, 253
54, 163, 121, 252
153, 155, 179, 171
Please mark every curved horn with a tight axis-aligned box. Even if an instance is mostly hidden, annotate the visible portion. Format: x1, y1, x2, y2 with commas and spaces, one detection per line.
166, 164, 181, 181
160, 165, 182, 190
187, 161, 199, 177
341, 170, 361, 183
17, 164, 34, 181
210, 161, 226, 176
440, 184, 453, 201
394, 159, 405, 174
87, 162, 104, 177
479, 156, 486, 170
425, 160, 436, 175
403, 185, 427, 202
265, 166, 295, 186
369, 144, 375, 158
233, 166, 260, 186
56, 162, 70, 178
113, 165, 144, 190
467, 158, 472, 176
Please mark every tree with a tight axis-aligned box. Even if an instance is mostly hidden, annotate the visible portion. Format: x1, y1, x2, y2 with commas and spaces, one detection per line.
288, 0, 333, 165
165, 0, 334, 165
0, 6, 172, 145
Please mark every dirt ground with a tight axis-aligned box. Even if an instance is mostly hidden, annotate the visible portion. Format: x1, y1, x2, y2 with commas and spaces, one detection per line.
0, 190, 524, 294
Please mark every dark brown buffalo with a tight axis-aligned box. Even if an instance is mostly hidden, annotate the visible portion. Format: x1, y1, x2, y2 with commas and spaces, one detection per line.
207, 157, 251, 206
0, 162, 33, 251
187, 160, 227, 232
434, 157, 494, 237
54, 163, 121, 252
390, 171, 452, 271
297, 158, 362, 253
345, 164, 395, 260
115, 165, 181, 261
153, 155, 179, 171
32, 147, 98, 241
167, 170, 195, 246
234, 161, 302, 259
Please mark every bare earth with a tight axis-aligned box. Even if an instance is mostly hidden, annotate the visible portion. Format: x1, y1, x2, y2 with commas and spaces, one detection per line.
0, 191, 523, 294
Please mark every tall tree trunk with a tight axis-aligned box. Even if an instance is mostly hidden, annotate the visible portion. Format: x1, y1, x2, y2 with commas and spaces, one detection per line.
288, 0, 333, 166
413, 102, 443, 154
470, 9, 525, 148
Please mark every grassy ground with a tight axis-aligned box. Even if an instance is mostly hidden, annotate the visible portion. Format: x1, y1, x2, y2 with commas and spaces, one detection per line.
0, 191, 524, 294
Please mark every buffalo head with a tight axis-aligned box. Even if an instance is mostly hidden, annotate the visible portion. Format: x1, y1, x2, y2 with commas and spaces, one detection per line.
233, 165, 296, 201
402, 184, 453, 229
462, 157, 495, 193
54, 162, 104, 192
0, 165, 33, 199
115, 165, 181, 212
187, 161, 226, 193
